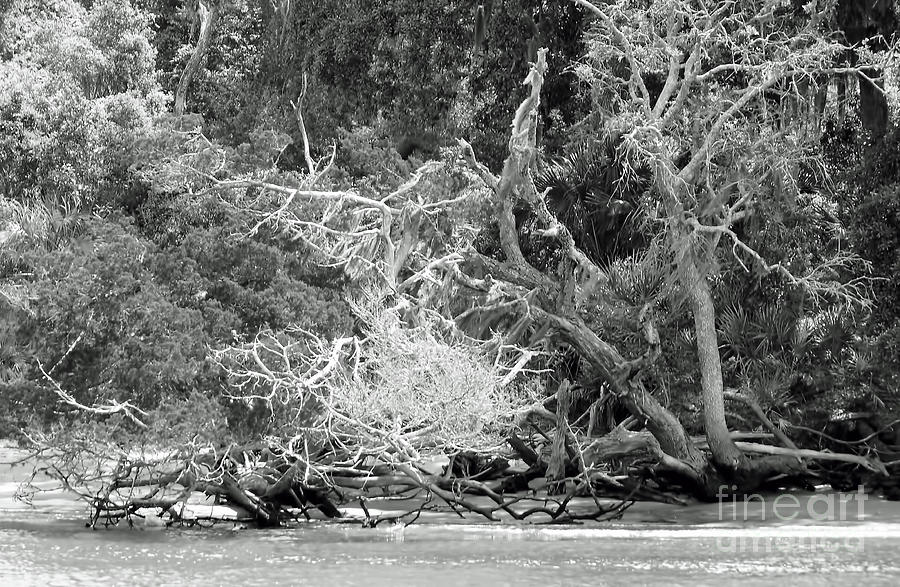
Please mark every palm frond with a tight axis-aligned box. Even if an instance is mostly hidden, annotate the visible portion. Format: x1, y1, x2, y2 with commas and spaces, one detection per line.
533, 136, 650, 264
718, 304, 749, 350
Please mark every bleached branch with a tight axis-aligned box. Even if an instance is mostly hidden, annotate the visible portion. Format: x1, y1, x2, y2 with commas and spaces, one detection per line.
39, 363, 149, 429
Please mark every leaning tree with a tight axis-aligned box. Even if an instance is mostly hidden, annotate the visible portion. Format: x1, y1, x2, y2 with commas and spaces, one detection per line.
457, 0, 894, 493
399, 0, 893, 496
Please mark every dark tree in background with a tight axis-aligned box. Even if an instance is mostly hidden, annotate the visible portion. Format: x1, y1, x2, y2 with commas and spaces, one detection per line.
835, 0, 897, 135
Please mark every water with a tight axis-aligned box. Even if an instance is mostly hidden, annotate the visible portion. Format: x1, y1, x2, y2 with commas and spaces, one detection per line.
3, 514, 900, 586
3, 448, 900, 586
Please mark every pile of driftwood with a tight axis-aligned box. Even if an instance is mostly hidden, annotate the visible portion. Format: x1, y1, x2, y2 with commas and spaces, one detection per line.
29, 433, 656, 529
19, 383, 895, 531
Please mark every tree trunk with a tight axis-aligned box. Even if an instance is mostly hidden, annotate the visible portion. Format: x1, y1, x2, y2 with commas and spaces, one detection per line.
532, 309, 710, 479
858, 68, 888, 136
836, 0, 896, 137
681, 254, 745, 473
174, 1, 218, 117
836, 73, 847, 124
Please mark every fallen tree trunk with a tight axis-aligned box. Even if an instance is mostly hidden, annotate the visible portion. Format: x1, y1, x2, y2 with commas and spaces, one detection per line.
584, 428, 706, 488
733, 442, 888, 475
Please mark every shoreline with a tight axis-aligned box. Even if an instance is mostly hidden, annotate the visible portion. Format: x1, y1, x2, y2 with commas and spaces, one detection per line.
4, 444, 899, 529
